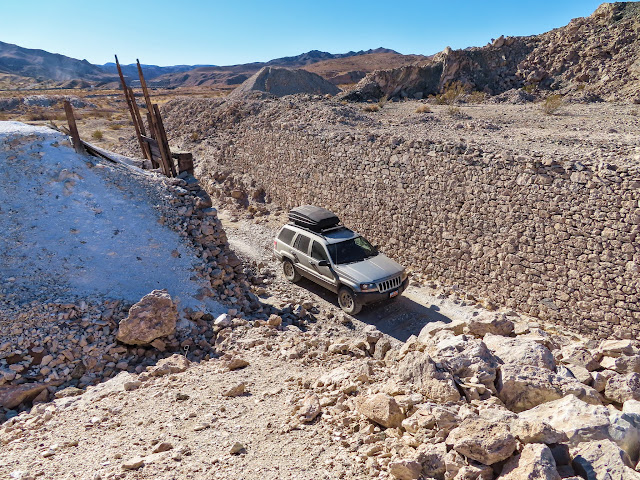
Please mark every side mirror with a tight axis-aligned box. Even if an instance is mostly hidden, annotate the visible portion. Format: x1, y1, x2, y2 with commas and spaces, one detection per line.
318, 260, 330, 267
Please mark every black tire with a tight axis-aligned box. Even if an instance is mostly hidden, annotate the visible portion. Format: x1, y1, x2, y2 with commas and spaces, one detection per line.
338, 287, 362, 315
283, 259, 302, 282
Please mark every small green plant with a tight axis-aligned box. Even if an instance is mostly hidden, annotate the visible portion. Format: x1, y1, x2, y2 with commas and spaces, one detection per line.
363, 104, 380, 112
415, 104, 432, 113
436, 81, 468, 105
91, 130, 104, 140
190, 131, 200, 141
108, 123, 123, 130
522, 83, 537, 94
541, 94, 564, 115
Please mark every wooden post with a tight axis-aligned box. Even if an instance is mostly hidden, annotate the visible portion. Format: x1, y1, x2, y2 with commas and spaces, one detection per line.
63, 100, 85, 154
145, 112, 160, 169
115, 55, 148, 160
153, 104, 176, 177
137, 59, 154, 115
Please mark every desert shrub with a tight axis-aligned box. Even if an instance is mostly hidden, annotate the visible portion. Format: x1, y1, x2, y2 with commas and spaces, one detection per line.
415, 104, 432, 113
522, 83, 537, 94
190, 131, 200, 141
436, 82, 468, 105
91, 130, 104, 140
377, 95, 389, 108
467, 91, 487, 104
108, 123, 123, 130
541, 94, 564, 115
447, 106, 463, 116
363, 104, 380, 112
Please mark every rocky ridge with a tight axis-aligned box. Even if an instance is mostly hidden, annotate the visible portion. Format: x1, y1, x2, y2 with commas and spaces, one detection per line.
343, 2, 640, 102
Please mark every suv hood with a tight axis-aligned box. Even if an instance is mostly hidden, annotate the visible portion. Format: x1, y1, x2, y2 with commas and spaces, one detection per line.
334, 254, 403, 284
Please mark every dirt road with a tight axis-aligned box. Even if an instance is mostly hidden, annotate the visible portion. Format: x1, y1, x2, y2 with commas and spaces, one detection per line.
218, 210, 484, 343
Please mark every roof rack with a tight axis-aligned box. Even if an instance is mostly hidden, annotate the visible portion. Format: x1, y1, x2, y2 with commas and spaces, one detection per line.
288, 205, 340, 232
287, 221, 348, 238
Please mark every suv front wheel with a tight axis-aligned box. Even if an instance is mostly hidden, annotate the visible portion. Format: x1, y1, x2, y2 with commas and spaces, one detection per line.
338, 287, 362, 315
283, 259, 302, 282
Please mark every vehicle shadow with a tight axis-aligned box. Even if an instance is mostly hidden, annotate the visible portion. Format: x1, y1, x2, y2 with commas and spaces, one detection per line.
294, 278, 454, 342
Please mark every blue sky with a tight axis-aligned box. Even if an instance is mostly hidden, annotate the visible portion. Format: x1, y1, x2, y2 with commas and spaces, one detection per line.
2, 0, 604, 66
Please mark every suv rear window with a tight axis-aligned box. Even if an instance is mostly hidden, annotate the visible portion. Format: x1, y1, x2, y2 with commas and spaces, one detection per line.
293, 234, 311, 254
277, 227, 296, 246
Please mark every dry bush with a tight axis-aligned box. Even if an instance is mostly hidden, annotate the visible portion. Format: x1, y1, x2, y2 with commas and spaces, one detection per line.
363, 104, 380, 112
467, 91, 487, 104
541, 94, 564, 115
190, 132, 200, 141
436, 82, 468, 105
377, 96, 389, 108
91, 130, 104, 140
522, 83, 537, 94
415, 104, 432, 113
108, 123, 123, 130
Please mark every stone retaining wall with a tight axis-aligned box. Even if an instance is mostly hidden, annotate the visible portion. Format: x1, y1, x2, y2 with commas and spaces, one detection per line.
198, 126, 640, 340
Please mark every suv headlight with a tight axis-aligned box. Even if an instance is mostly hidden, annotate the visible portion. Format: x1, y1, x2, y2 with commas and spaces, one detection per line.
401, 270, 408, 281
360, 283, 378, 292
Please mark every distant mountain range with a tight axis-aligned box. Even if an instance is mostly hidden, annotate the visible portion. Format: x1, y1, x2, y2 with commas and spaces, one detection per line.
0, 41, 426, 89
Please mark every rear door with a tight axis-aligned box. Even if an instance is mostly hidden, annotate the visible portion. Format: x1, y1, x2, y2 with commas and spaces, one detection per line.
292, 232, 313, 276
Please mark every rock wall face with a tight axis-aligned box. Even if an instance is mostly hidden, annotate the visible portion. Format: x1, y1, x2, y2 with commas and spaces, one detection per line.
162, 98, 640, 340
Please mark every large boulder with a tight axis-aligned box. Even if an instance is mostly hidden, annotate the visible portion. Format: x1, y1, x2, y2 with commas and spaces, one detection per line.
571, 439, 640, 480
600, 355, 640, 374
519, 395, 640, 462
465, 313, 514, 337
497, 364, 600, 412
396, 351, 461, 403
116, 289, 178, 345
0, 383, 47, 409
446, 417, 517, 465
358, 393, 405, 428
498, 443, 561, 480
605, 373, 640, 404
416, 442, 447, 479
598, 340, 637, 358
426, 336, 499, 395
557, 345, 601, 372
484, 334, 556, 371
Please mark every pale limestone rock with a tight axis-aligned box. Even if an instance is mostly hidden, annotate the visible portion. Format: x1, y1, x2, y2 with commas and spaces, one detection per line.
418, 320, 467, 343
509, 419, 568, 444
121, 457, 145, 470
358, 393, 405, 428
299, 393, 321, 423
599, 340, 636, 358
396, 351, 461, 403
600, 355, 640, 374
402, 403, 460, 435
623, 399, 640, 416
222, 383, 246, 397
146, 354, 191, 377
389, 459, 422, 480
571, 439, 640, 480
497, 364, 601, 412
116, 290, 177, 345
592, 369, 618, 392
465, 314, 514, 337
558, 344, 601, 371
417, 442, 447, 478
605, 373, 640, 404
499, 443, 560, 480
519, 395, 640, 461
484, 334, 556, 370
446, 417, 517, 465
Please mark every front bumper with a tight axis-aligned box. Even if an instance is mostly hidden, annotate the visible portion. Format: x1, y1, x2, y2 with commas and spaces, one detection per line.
354, 277, 409, 305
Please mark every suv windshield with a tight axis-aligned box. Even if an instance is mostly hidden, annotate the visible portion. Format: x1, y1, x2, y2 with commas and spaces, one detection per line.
327, 236, 378, 265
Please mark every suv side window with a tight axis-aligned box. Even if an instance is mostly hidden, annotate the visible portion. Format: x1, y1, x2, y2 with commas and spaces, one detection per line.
293, 234, 311, 254
277, 227, 296, 246
311, 241, 328, 261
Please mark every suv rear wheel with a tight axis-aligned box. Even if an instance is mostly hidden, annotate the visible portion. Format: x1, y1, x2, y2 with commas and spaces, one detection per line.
283, 259, 302, 282
338, 287, 362, 315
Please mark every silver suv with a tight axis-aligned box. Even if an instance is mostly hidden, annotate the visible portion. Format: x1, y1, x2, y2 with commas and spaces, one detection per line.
273, 206, 408, 314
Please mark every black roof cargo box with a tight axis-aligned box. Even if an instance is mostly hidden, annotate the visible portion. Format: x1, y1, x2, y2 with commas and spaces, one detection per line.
289, 205, 340, 232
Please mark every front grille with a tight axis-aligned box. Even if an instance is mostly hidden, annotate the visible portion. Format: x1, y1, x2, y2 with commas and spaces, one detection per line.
377, 275, 402, 293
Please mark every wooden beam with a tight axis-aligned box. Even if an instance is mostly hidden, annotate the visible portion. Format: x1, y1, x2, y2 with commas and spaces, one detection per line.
115, 55, 148, 160
137, 59, 154, 115
63, 100, 85, 154
153, 104, 176, 177
145, 112, 159, 169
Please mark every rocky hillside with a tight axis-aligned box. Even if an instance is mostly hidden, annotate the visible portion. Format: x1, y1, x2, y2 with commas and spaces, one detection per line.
344, 2, 640, 102
0, 40, 113, 85
147, 49, 426, 89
